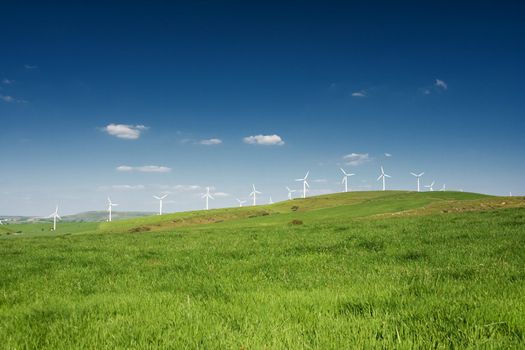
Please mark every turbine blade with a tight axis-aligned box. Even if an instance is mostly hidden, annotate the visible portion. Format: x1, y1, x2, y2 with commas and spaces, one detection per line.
385, 174, 391, 178
410, 172, 417, 177
160, 194, 168, 199
377, 175, 383, 181
153, 196, 160, 200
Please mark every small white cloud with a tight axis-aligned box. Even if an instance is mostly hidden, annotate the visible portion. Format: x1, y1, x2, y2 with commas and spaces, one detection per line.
103, 124, 149, 140
312, 179, 327, 183
384, 153, 392, 157
343, 153, 371, 166
200, 138, 222, 145
422, 89, 431, 95
435, 79, 448, 90
0, 94, 14, 103
0, 94, 24, 103
243, 134, 284, 146
116, 165, 171, 173
214, 192, 230, 197
2, 78, 14, 85
351, 90, 367, 98
24, 64, 38, 69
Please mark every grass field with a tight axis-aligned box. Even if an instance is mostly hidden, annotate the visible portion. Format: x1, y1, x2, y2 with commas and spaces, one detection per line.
1, 191, 524, 348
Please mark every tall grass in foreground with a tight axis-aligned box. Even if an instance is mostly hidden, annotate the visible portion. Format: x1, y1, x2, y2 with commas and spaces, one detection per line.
1, 207, 524, 348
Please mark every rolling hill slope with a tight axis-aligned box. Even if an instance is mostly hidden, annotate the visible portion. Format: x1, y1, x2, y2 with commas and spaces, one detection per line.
1, 191, 524, 348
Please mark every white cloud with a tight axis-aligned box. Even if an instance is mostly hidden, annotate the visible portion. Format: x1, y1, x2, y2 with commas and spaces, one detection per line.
200, 138, 222, 145
435, 79, 448, 90
351, 90, 367, 97
343, 153, 371, 166
213, 192, 230, 197
0, 94, 14, 103
0, 94, 26, 103
312, 179, 327, 183
103, 124, 149, 140
116, 165, 134, 172
116, 165, 171, 173
2, 78, 14, 85
243, 134, 284, 146
24, 64, 38, 69
384, 153, 392, 157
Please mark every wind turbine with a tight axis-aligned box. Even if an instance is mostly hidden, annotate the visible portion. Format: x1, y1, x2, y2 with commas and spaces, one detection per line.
107, 197, 118, 222
153, 194, 168, 215
410, 172, 424, 192
48, 206, 61, 231
424, 181, 435, 192
295, 171, 310, 198
236, 198, 246, 207
0, 219, 5, 225
250, 184, 261, 206
202, 187, 214, 210
340, 168, 355, 192
377, 166, 391, 191
286, 186, 296, 200
440, 184, 446, 191
269, 196, 273, 204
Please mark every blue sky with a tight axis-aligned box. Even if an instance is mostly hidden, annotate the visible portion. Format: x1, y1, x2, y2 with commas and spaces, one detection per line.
1, 1, 524, 215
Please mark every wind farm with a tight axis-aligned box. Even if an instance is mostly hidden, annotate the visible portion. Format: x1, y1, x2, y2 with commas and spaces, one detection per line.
1, 1, 524, 349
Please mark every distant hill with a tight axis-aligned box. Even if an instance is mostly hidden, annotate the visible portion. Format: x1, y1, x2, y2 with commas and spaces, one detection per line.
0, 211, 155, 223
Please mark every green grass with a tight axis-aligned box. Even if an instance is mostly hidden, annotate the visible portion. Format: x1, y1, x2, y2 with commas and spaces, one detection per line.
1, 191, 524, 348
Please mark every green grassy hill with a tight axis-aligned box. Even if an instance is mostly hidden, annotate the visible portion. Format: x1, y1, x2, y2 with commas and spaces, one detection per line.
1, 191, 524, 348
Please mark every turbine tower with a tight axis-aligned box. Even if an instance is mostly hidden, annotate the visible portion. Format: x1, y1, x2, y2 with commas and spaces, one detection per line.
295, 171, 310, 198
424, 181, 435, 192
250, 184, 261, 206
410, 172, 425, 192
107, 197, 118, 222
48, 205, 61, 231
236, 198, 246, 207
269, 196, 273, 204
153, 194, 168, 215
340, 168, 355, 192
286, 186, 296, 200
440, 184, 446, 191
377, 166, 391, 191
202, 187, 214, 210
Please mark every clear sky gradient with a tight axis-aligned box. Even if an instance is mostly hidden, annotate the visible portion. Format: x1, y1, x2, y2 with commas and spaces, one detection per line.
1, 1, 524, 215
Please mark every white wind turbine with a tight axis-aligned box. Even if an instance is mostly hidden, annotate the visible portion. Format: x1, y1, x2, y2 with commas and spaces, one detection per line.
377, 166, 391, 191
440, 184, 446, 191
424, 181, 435, 192
295, 171, 310, 198
286, 186, 296, 200
48, 205, 61, 231
269, 196, 273, 204
340, 168, 355, 192
202, 187, 214, 210
0, 219, 5, 225
250, 184, 261, 206
153, 194, 168, 215
410, 172, 424, 192
107, 197, 118, 222
236, 198, 246, 207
